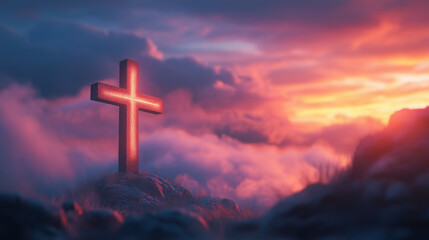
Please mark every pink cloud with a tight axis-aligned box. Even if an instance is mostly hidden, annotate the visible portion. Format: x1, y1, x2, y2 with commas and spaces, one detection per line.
139, 128, 345, 207
0, 84, 118, 194
0, 84, 350, 207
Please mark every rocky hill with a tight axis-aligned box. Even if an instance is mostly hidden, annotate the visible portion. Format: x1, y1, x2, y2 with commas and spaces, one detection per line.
0, 172, 239, 240
244, 107, 429, 239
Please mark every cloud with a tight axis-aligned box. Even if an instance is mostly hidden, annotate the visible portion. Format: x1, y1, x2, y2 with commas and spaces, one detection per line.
2, 0, 429, 128
300, 117, 384, 154
0, 84, 118, 195
0, 84, 346, 207
0, 0, 378, 28
0, 21, 156, 98
138, 56, 261, 110
0, 20, 261, 114
138, 128, 347, 207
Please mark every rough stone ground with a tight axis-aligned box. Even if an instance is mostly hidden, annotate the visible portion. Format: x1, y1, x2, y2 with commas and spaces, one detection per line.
93, 172, 239, 216
0, 172, 240, 240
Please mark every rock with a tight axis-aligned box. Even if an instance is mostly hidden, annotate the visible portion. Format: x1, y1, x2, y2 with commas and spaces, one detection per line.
96, 173, 198, 214
99, 184, 161, 213
78, 209, 123, 239
352, 107, 429, 181
61, 201, 83, 237
80, 209, 123, 230
0, 193, 65, 240
225, 219, 261, 240
0, 173, 242, 239
198, 197, 239, 213
116, 209, 209, 240
220, 198, 240, 213
385, 181, 411, 202
245, 108, 429, 239
198, 197, 222, 211
62, 201, 82, 214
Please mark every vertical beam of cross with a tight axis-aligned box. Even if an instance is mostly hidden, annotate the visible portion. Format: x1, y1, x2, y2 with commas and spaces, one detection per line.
119, 60, 138, 173
90, 59, 163, 174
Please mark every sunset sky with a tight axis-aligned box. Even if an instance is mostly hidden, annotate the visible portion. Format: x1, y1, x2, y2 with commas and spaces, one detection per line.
1, 0, 429, 207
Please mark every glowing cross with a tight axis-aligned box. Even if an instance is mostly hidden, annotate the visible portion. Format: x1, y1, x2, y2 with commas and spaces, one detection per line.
90, 59, 163, 173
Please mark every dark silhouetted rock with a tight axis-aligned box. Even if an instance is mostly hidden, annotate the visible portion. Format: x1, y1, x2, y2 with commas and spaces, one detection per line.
0, 171, 244, 239
0, 193, 65, 240
116, 209, 209, 240
78, 209, 123, 240
352, 107, 429, 181
80, 209, 123, 230
62, 201, 82, 214
225, 219, 261, 240
244, 107, 429, 240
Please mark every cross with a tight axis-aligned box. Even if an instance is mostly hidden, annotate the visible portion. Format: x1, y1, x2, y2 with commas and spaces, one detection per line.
90, 59, 163, 173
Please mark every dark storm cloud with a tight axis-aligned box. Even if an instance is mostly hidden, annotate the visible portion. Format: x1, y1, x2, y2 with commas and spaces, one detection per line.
140, 56, 234, 94
0, 0, 377, 28
140, 56, 263, 110
2, 0, 429, 60
0, 21, 151, 98
27, 21, 149, 60
0, 20, 250, 108
142, 0, 376, 29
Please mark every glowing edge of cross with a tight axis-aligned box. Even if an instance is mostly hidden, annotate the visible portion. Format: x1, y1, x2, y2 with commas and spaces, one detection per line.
90, 82, 164, 114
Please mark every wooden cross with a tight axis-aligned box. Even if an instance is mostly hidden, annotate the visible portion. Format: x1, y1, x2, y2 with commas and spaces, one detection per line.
90, 59, 163, 173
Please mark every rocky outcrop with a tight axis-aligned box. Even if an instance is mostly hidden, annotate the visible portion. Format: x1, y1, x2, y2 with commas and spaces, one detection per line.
0, 172, 240, 239
251, 107, 429, 239
116, 209, 209, 240
94, 172, 238, 216
0, 193, 65, 240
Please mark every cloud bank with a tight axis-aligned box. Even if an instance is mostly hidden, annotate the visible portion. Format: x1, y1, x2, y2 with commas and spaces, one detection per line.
0, 84, 349, 207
